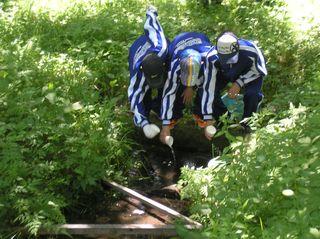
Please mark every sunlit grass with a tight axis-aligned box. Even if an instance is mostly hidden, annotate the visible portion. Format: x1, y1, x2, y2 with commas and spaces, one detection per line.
285, 0, 320, 36
19, 0, 74, 14
1, 0, 319, 236
16, 0, 112, 19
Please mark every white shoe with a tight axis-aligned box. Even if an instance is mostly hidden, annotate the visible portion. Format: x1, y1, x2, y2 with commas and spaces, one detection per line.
147, 5, 157, 13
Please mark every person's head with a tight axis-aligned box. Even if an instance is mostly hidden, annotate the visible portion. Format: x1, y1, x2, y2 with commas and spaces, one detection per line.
141, 53, 166, 89
216, 31, 239, 65
179, 49, 202, 87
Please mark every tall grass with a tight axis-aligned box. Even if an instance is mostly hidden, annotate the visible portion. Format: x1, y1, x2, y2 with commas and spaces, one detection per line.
1, 0, 319, 236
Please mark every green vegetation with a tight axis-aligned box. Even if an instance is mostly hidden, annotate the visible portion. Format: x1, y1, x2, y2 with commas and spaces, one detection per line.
0, 0, 141, 236
178, 1, 320, 238
0, 0, 319, 238
180, 103, 320, 238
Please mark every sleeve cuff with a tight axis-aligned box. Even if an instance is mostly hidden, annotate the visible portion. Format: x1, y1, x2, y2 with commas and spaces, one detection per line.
236, 79, 244, 88
203, 115, 213, 120
162, 120, 171, 126
141, 120, 149, 128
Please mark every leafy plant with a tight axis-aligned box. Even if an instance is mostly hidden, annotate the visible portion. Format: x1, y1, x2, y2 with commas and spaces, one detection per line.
0, 0, 139, 234
1, 0, 320, 237
178, 0, 320, 238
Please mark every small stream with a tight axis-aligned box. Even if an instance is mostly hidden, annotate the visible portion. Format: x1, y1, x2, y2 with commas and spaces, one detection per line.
61, 121, 232, 239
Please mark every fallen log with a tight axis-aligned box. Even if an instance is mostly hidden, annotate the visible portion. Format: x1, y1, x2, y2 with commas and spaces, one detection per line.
40, 223, 199, 236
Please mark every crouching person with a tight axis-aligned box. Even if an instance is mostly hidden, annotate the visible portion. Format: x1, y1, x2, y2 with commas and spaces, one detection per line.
128, 6, 169, 139
203, 31, 267, 139
159, 32, 212, 144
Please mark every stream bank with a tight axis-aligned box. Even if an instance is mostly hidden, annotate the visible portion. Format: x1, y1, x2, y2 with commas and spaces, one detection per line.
59, 117, 233, 239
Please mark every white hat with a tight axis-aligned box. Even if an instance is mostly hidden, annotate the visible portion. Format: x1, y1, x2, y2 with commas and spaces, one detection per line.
217, 33, 239, 64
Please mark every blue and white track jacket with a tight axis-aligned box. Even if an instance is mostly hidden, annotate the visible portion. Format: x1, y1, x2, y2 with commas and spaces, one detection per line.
202, 47, 219, 121
220, 39, 267, 87
161, 32, 211, 125
128, 10, 168, 128
203, 39, 267, 120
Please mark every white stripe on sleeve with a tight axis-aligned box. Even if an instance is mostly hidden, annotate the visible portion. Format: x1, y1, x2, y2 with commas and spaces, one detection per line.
202, 61, 217, 116
129, 74, 146, 111
161, 59, 180, 120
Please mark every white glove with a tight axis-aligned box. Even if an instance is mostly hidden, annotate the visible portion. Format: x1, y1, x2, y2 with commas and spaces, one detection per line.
143, 124, 160, 139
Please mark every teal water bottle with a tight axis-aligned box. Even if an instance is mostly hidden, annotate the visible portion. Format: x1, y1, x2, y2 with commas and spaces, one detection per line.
221, 93, 244, 121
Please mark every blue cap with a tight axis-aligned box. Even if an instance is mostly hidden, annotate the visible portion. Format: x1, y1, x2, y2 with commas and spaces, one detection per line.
141, 53, 166, 89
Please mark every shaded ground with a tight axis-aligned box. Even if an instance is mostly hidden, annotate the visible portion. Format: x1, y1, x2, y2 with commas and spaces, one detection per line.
61, 117, 232, 239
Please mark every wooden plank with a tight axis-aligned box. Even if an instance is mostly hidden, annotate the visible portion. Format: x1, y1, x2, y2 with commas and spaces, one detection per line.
104, 180, 202, 227
40, 224, 199, 236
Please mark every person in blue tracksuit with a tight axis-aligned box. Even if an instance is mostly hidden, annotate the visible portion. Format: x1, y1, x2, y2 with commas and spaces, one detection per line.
200, 46, 220, 139
159, 32, 212, 144
128, 6, 169, 139
203, 31, 267, 138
